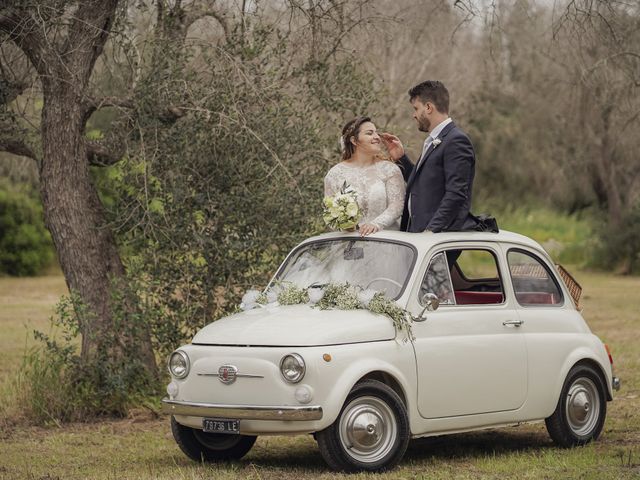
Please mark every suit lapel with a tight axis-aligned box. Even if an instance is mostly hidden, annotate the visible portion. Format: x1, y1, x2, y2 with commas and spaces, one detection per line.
407, 121, 456, 191
406, 143, 435, 188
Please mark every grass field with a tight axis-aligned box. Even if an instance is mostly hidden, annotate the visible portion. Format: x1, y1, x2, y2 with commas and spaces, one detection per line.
1, 270, 639, 479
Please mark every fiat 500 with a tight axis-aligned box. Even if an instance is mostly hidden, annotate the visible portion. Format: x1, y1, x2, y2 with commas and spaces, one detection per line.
162, 230, 620, 472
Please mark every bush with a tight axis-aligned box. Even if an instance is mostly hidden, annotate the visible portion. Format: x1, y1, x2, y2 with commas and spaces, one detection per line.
97, 17, 379, 358
14, 291, 160, 424
0, 183, 54, 276
591, 205, 640, 274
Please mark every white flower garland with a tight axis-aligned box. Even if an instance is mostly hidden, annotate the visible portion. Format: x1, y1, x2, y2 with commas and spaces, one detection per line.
240, 282, 415, 342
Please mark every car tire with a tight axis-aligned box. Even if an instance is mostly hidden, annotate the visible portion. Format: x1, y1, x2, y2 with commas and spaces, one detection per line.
316, 379, 410, 472
545, 363, 607, 447
171, 416, 257, 461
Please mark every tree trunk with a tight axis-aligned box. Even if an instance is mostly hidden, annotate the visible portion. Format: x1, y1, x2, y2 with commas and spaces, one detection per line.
41, 87, 111, 354
40, 81, 156, 373
2, 1, 159, 381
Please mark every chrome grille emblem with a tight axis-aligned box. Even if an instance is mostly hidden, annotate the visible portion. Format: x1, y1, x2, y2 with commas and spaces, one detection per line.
218, 364, 238, 384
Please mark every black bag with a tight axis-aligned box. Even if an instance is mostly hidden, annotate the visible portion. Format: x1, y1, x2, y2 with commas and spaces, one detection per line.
473, 213, 499, 233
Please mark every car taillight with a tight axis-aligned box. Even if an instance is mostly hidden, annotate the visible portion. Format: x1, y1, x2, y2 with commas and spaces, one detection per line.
605, 344, 614, 365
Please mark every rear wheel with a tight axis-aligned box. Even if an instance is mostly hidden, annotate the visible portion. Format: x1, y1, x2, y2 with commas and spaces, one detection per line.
316, 379, 409, 472
171, 416, 257, 461
545, 364, 607, 447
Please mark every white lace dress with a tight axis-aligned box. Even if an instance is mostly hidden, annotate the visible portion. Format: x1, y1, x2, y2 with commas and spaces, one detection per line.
324, 161, 406, 230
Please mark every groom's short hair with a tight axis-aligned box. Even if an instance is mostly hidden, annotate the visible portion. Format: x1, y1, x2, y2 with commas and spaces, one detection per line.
409, 80, 449, 114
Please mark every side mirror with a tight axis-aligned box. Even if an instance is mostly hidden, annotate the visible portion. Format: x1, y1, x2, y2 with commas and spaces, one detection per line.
414, 293, 440, 322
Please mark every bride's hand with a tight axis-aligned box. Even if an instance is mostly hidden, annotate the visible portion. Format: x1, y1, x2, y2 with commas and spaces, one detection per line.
359, 223, 380, 236
380, 132, 405, 161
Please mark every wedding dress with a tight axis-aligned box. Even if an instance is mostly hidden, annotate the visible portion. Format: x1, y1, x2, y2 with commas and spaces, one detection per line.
324, 160, 405, 230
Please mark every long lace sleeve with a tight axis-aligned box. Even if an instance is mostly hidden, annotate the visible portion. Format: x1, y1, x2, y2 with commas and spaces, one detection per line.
370, 163, 406, 229
324, 167, 340, 197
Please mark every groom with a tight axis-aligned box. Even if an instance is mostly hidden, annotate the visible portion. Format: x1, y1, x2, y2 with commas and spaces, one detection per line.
382, 80, 477, 233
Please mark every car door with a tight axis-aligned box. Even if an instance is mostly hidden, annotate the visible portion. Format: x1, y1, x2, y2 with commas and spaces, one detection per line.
409, 244, 528, 419
504, 247, 583, 403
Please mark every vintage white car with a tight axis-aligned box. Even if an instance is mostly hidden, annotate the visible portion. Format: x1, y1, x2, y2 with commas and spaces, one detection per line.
162, 230, 620, 472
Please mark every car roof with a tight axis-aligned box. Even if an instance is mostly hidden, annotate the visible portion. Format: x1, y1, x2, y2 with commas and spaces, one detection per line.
301, 229, 549, 257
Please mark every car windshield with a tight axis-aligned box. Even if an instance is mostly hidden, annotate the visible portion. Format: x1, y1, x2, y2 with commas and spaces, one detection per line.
275, 239, 416, 299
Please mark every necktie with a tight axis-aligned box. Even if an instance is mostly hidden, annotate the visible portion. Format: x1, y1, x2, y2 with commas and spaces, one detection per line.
416, 135, 433, 171
409, 135, 433, 220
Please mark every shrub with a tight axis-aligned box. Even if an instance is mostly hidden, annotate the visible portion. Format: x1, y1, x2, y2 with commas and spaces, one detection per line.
591, 205, 640, 274
98, 18, 378, 359
0, 183, 54, 276
15, 291, 160, 424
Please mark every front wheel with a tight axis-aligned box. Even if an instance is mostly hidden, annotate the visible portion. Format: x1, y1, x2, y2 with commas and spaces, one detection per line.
545, 364, 607, 447
171, 416, 257, 462
316, 379, 410, 472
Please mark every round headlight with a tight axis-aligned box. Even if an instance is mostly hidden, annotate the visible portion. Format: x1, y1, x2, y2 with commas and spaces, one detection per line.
280, 353, 306, 383
168, 350, 190, 379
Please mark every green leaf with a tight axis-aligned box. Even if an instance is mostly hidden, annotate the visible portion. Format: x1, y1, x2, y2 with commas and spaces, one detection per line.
148, 198, 165, 214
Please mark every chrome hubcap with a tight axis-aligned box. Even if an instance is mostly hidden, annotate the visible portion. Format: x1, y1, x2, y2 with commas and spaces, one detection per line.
338, 396, 397, 463
566, 377, 600, 436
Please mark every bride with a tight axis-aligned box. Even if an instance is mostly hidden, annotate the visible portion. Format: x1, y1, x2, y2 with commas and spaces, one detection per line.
324, 116, 405, 236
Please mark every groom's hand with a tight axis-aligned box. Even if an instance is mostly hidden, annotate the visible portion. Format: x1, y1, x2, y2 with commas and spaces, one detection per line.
380, 133, 405, 161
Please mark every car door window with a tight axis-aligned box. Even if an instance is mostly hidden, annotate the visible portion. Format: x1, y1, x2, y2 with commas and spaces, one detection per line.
450, 249, 504, 305
507, 249, 563, 306
419, 252, 455, 305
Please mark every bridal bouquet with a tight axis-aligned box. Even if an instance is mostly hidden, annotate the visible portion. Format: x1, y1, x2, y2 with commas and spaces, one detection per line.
323, 181, 360, 231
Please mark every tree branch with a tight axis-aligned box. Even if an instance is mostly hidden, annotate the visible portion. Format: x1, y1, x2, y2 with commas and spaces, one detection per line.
83, 94, 134, 117
0, 7, 49, 77
82, 94, 186, 126
158, 105, 185, 123
86, 139, 124, 167
0, 76, 29, 105
184, 6, 230, 39
90, 95, 135, 109
0, 138, 37, 161
62, 0, 119, 86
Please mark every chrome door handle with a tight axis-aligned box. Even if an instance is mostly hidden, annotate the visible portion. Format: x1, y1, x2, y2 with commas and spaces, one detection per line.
503, 319, 524, 327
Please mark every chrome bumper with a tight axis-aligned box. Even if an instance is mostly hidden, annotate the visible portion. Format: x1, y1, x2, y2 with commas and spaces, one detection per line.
162, 398, 323, 421
613, 377, 621, 391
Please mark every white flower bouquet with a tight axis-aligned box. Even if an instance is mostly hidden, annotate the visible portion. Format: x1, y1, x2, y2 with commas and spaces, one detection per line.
323, 181, 360, 231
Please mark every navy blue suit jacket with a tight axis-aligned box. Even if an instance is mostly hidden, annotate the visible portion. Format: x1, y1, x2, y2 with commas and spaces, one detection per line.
399, 122, 477, 233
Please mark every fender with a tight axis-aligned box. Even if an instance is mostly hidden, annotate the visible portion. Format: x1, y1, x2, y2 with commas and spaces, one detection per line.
549, 340, 613, 416
317, 352, 417, 429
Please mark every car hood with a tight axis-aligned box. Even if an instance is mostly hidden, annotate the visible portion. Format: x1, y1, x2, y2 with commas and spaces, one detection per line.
191, 304, 397, 346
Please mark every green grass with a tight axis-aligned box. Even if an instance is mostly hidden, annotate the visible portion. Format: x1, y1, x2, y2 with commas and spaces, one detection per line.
489, 206, 594, 265
0, 276, 67, 384
1, 269, 639, 479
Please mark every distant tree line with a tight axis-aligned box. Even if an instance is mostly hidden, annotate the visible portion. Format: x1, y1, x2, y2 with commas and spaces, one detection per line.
364, 0, 640, 272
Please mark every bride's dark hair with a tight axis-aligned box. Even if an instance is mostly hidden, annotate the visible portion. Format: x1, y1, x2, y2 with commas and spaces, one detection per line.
341, 116, 371, 160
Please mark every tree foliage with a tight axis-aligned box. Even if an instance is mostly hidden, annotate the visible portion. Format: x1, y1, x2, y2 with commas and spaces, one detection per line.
2, 0, 381, 420
0, 181, 53, 275
98, 3, 379, 355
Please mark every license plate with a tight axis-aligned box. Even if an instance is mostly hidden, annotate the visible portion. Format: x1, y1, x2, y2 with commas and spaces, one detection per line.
202, 418, 240, 434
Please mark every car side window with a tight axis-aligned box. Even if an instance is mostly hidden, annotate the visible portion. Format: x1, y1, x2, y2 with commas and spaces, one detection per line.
450, 249, 504, 305
419, 252, 455, 305
507, 249, 563, 306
